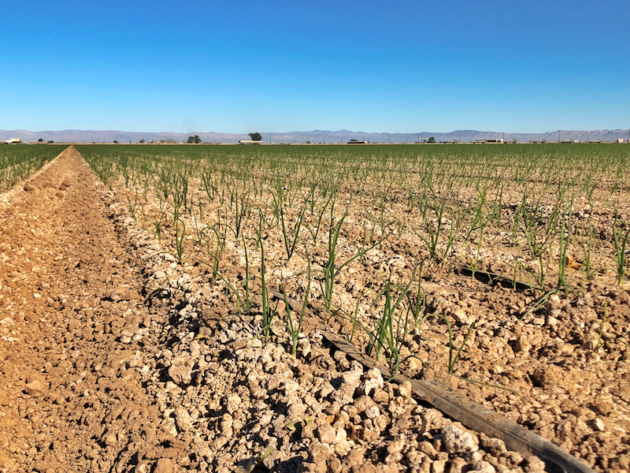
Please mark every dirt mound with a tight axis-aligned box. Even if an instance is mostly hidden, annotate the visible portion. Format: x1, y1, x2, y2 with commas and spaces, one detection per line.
0, 147, 174, 472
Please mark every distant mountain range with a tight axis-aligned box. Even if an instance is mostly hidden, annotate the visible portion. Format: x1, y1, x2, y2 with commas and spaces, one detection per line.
1, 128, 629, 144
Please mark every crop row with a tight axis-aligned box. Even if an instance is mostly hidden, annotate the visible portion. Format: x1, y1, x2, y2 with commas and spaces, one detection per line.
0, 145, 66, 192
78, 144, 630, 377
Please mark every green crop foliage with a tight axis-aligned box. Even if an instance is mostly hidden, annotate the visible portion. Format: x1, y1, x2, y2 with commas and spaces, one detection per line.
76, 142, 630, 368
0, 145, 67, 192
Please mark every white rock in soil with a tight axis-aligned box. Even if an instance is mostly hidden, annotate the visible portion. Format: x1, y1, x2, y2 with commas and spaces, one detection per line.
283, 380, 300, 395
354, 395, 376, 413
192, 437, 213, 460
164, 418, 178, 437
334, 439, 352, 456
442, 424, 479, 454
387, 439, 405, 454
453, 308, 475, 325
359, 367, 384, 396
335, 427, 347, 443
365, 406, 380, 419
333, 384, 357, 406
175, 407, 194, 432
341, 362, 364, 386
332, 364, 363, 406
298, 338, 311, 357
168, 356, 192, 385
448, 457, 469, 473
546, 316, 558, 327
469, 461, 496, 473
226, 393, 242, 414
524, 457, 545, 473
432, 460, 447, 473
25, 380, 48, 397
482, 438, 506, 453
316, 423, 337, 444
398, 381, 412, 399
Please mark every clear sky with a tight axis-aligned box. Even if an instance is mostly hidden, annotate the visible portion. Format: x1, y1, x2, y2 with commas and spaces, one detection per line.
1, 0, 628, 134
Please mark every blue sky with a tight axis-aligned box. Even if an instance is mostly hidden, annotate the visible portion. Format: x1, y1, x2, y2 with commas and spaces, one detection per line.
1, 0, 628, 133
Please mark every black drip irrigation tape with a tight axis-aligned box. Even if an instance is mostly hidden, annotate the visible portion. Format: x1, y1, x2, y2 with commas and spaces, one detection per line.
458, 266, 533, 292
269, 288, 594, 473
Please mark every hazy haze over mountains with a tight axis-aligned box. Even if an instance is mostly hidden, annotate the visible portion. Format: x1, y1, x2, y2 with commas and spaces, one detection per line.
1, 129, 629, 143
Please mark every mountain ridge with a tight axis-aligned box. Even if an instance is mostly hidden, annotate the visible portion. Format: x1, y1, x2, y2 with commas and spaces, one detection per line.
1, 128, 628, 143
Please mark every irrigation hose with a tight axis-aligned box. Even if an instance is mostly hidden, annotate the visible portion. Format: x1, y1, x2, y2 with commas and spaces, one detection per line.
268, 288, 595, 473
458, 266, 533, 292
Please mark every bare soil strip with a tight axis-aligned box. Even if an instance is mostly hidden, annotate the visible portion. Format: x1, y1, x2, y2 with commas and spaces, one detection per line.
0, 147, 171, 472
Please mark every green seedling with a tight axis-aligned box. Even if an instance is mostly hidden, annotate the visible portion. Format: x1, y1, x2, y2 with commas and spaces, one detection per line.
612, 216, 630, 286
280, 205, 306, 261
281, 250, 312, 355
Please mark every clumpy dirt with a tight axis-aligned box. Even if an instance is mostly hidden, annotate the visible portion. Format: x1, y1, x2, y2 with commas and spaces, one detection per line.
0, 147, 176, 472
99, 161, 630, 472
95, 184, 546, 473
0, 147, 612, 473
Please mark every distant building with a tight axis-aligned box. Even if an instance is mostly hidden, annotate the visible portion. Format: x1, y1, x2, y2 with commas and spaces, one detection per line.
474, 139, 504, 144
530, 140, 547, 144
439, 140, 458, 144
5, 138, 21, 144
585, 140, 603, 144
347, 140, 369, 144
561, 140, 580, 144
238, 140, 263, 145
616, 138, 625, 143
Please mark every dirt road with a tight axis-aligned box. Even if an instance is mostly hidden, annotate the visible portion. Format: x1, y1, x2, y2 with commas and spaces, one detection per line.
0, 147, 174, 472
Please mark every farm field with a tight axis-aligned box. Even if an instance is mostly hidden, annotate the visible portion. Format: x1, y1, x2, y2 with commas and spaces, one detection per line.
1, 143, 630, 472
0, 145, 66, 193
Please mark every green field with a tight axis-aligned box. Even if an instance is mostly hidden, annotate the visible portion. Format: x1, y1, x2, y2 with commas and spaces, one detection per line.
79, 142, 627, 296
0, 145, 68, 192
78, 143, 630, 285
8, 142, 627, 467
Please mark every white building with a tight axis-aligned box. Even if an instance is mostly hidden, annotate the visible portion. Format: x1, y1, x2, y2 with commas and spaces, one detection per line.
238, 140, 263, 145
474, 139, 504, 144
